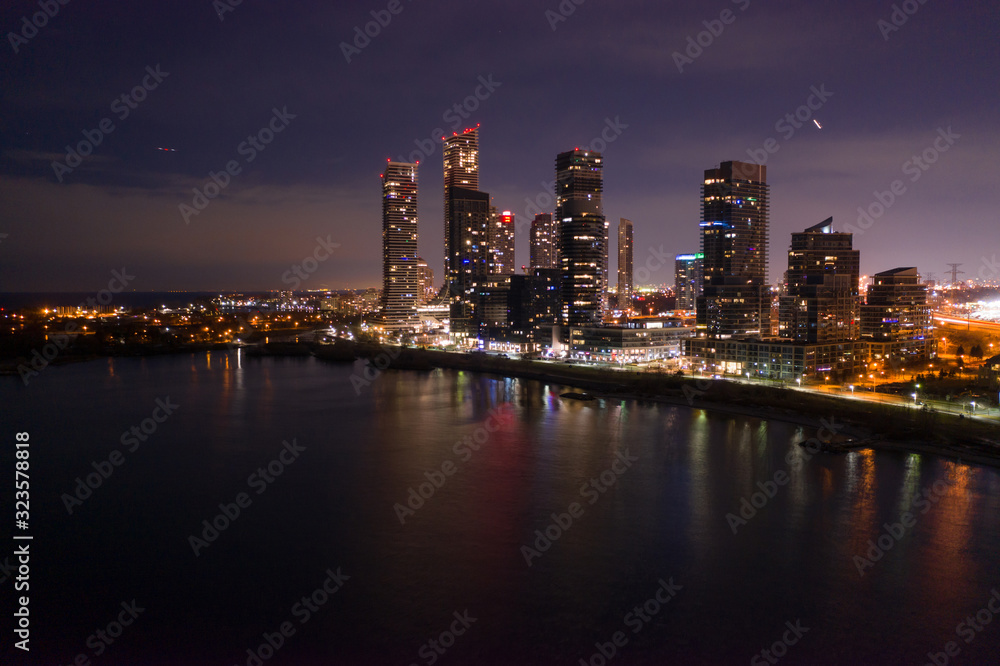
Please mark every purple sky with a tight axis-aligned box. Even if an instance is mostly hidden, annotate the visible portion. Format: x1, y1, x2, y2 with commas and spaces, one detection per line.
1, 0, 997, 292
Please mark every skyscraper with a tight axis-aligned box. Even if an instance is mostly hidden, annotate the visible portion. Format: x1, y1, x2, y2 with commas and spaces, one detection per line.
530, 213, 557, 270
443, 126, 479, 289
697, 160, 770, 338
860, 267, 933, 362
779, 218, 860, 343
380, 162, 420, 330
617, 218, 633, 308
447, 186, 490, 339
555, 148, 606, 326
674, 253, 703, 311
488, 208, 515, 276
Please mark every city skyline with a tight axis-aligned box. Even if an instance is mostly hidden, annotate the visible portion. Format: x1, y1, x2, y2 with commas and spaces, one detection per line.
1, 1, 997, 292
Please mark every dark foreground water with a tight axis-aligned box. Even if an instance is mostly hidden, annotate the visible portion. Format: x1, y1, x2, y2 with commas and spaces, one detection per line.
1, 352, 999, 665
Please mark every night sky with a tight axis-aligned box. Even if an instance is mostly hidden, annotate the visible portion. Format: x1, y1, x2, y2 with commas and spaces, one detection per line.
1, 0, 997, 292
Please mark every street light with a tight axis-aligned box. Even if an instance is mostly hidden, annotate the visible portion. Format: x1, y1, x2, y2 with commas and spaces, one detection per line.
849, 385, 855, 395
796, 377, 801, 387
912, 393, 918, 405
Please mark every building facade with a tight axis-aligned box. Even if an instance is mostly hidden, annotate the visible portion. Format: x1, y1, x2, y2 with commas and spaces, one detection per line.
617, 218, 633, 309
447, 186, 491, 339
779, 218, 860, 343
530, 213, 558, 270
555, 148, 606, 327
674, 253, 703, 311
380, 162, 420, 330
697, 161, 770, 338
443, 127, 479, 289
489, 209, 515, 276
860, 267, 934, 363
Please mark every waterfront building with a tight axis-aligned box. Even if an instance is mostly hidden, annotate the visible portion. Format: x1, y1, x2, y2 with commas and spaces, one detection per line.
859, 267, 934, 363
778, 218, 860, 343
443, 126, 480, 287
697, 160, 770, 338
556, 148, 606, 326
380, 161, 420, 330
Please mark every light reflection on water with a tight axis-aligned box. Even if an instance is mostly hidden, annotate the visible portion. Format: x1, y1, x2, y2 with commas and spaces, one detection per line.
2, 353, 998, 664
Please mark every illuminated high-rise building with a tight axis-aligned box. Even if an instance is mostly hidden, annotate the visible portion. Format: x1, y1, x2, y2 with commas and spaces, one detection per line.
488, 208, 515, 276
555, 148, 605, 326
617, 218, 633, 308
860, 267, 933, 362
443, 126, 479, 289
675, 253, 703, 311
779, 218, 860, 343
380, 162, 420, 330
697, 160, 770, 338
447, 186, 490, 339
530, 213, 557, 270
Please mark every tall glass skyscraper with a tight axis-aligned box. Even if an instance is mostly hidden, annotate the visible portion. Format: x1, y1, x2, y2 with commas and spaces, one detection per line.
443, 127, 479, 288
530, 213, 557, 270
555, 148, 605, 326
674, 253, 703, 311
697, 160, 770, 338
380, 161, 419, 330
447, 186, 490, 338
617, 218, 633, 308
488, 209, 515, 276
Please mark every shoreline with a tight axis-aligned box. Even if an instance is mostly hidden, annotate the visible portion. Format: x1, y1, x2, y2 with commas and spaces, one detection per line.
5, 341, 999, 468
342, 344, 1000, 470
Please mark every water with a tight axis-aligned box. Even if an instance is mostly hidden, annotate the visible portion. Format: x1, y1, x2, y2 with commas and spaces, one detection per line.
2, 352, 999, 665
